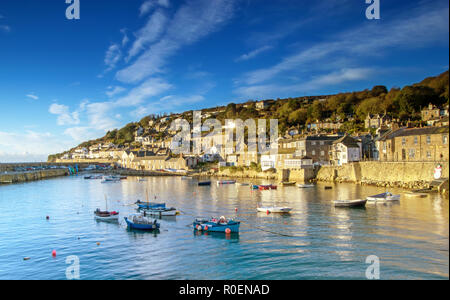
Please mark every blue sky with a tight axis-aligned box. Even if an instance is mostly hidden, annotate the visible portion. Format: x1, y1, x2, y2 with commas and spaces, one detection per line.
0, 0, 448, 162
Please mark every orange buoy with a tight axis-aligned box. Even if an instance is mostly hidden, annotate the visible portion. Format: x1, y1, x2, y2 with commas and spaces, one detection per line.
225, 228, 231, 234
196, 225, 202, 231
96, 242, 100, 246
51, 250, 56, 257
266, 210, 270, 215
204, 225, 208, 231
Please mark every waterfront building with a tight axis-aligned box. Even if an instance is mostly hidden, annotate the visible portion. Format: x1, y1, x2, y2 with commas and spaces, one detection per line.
283, 156, 313, 170
261, 153, 277, 171
330, 135, 362, 166
376, 126, 449, 162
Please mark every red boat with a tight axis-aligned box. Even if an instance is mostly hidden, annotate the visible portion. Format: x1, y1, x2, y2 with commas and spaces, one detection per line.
258, 185, 277, 190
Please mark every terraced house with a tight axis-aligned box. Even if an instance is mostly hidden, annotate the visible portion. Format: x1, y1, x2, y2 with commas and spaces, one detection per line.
377, 126, 449, 162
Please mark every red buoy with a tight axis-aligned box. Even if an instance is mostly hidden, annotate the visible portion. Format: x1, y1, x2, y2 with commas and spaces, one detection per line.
51, 250, 56, 257
225, 228, 231, 234
204, 225, 208, 231
235, 208, 238, 212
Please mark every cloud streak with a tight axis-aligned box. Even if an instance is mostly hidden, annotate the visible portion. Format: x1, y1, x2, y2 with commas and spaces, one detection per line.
116, 0, 236, 83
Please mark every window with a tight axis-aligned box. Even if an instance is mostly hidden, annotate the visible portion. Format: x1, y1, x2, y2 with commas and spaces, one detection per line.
409, 149, 415, 158
426, 136, 431, 145
402, 138, 406, 146
320, 141, 324, 146
414, 137, 418, 145
427, 151, 432, 159
312, 150, 316, 156
320, 151, 325, 156
443, 135, 448, 145
311, 141, 316, 146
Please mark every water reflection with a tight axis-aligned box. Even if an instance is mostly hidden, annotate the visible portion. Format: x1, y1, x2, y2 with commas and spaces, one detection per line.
0, 176, 447, 279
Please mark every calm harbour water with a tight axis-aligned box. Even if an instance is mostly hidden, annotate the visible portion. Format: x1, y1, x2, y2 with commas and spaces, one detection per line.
0, 175, 448, 280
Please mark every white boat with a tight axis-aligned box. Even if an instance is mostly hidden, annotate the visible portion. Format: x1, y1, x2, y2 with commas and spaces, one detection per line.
141, 207, 178, 216
94, 211, 120, 221
238, 183, 250, 186
181, 176, 192, 180
94, 196, 119, 221
257, 207, 292, 213
297, 184, 315, 188
366, 192, 400, 202
333, 199, 367, 208
101, 176, 121, 183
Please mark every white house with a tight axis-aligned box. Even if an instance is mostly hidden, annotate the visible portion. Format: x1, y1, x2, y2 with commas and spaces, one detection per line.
283, 156, 313, 169
261, 154, 277, 171
330, 135, 361, 166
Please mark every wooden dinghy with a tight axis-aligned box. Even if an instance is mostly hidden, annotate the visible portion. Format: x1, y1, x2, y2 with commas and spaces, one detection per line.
333, 199, 367, 208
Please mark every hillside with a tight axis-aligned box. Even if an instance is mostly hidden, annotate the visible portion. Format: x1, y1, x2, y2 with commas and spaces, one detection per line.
48, 71, 449, 161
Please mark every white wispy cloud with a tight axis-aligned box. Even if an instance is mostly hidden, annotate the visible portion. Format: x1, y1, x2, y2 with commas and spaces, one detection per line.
126, 9, 168, 61
106, 86, 126, 98
116, 0, 236, 83
140, 0, 170, 17
0, 25, 11, 33
26, 94, 39, 100
49, 103, 80, 126
120, 28, 129, 46
235, 45, 273, 62
0, 130, 71, 162
234, 0, 449, 97
104, 43, 122, 72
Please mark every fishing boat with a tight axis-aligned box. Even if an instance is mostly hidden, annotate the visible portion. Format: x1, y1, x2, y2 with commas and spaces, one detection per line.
94, 195, 119, 221
297, 183, 315, 188
141, 207, 178, 216
84, 175, 103, 180
257, 207, 292, 213
333, 199, 367, 208
258, 184, 277, 190
366, 192, 400, 202
193, 216, 240, 233
198, 181, 212, 186
281, 181, 296, 186
124, 213, 160, 231
136, 200, 166, 209
217, 180, 236, 185
94, 209, 119, 221
101, 176, 121, 183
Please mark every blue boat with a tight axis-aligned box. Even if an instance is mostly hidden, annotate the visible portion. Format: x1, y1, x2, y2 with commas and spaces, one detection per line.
198, 181, 211, 186
124, 214, 160, 231
251, 185, 259, 190
135, 200, 166, 209
193, 217, 240, 233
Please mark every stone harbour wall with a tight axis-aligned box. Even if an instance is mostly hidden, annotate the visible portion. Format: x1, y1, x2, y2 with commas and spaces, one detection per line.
316, 161, 449, 190
0, 169, 69, 184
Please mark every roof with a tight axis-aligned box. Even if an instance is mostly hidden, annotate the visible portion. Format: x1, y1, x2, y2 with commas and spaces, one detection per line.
377, 126, 449, 141
333, 135, 360, 148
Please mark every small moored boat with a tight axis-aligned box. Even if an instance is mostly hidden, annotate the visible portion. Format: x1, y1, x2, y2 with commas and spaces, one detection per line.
94, 195, 119, 221
101, 176, 121, 183
257, 207, 292, 213
366, 192, 400, 202
94, 209, 119, 221
84, 175, 103, 180
333, 199, 367, 208
238, 183, 249, 186
217, 180, 236, 185
193, 216, 240, 233
297, 184, 315, 188
136, 200, 166, 209
281, 182, 296, 186
142, 207, 178, 216
181, 176, 192, 180
198, 181, 212, 186
124, 214, 160, 231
